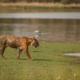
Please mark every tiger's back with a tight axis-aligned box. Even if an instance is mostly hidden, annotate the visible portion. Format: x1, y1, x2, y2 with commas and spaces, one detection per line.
0, 34, 21, 48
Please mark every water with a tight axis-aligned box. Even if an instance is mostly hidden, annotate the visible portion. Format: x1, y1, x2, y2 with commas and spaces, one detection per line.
0, 12, 80, 42
64, 53, 80, 57
0, 18, 80, 42
0, 12, 80, 19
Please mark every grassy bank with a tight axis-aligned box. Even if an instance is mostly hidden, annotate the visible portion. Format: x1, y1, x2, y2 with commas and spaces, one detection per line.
0, 42, 80, 80
0, 3, 80, 12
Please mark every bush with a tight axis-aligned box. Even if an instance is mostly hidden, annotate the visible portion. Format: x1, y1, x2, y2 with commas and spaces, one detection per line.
60, 0, 71, 4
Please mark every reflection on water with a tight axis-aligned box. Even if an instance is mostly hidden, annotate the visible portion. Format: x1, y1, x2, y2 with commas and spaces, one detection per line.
0, 12, 80, 19
0, 19, 80, 42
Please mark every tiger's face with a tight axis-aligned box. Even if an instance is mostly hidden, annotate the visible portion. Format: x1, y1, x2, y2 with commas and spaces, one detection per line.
31, 38, 39, 48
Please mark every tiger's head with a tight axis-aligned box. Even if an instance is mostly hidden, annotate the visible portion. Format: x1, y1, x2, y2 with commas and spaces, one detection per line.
31, 37, 39, 48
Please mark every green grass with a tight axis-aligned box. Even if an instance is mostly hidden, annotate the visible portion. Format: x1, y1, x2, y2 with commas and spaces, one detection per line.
0, 42, 80, 80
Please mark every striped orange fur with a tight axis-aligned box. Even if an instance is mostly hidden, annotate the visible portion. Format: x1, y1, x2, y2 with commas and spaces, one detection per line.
0, 34, 39, 60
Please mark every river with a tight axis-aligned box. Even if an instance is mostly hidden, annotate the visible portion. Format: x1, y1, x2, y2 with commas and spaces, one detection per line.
0, 12, 80, 19
0, 12, 80, 42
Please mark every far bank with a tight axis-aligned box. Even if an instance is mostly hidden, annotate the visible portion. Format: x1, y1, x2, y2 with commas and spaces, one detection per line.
0, 2, 80, 12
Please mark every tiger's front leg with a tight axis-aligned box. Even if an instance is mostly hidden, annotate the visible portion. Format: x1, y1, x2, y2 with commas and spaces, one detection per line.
24, 47, 33, 61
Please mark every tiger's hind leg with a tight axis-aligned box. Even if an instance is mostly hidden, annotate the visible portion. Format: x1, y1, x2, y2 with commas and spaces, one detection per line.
0, 46, 6, 59
17, 49, 23, 60
0, 37, 6, 59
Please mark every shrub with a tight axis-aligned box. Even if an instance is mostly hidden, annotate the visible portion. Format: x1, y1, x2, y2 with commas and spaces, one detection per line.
60, 0, 71, 4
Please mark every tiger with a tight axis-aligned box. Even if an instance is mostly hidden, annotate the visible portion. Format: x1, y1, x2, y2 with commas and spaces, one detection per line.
0, 34, 39, 60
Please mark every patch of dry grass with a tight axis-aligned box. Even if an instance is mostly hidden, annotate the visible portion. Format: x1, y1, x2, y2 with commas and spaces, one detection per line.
0, 2, 80, 8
